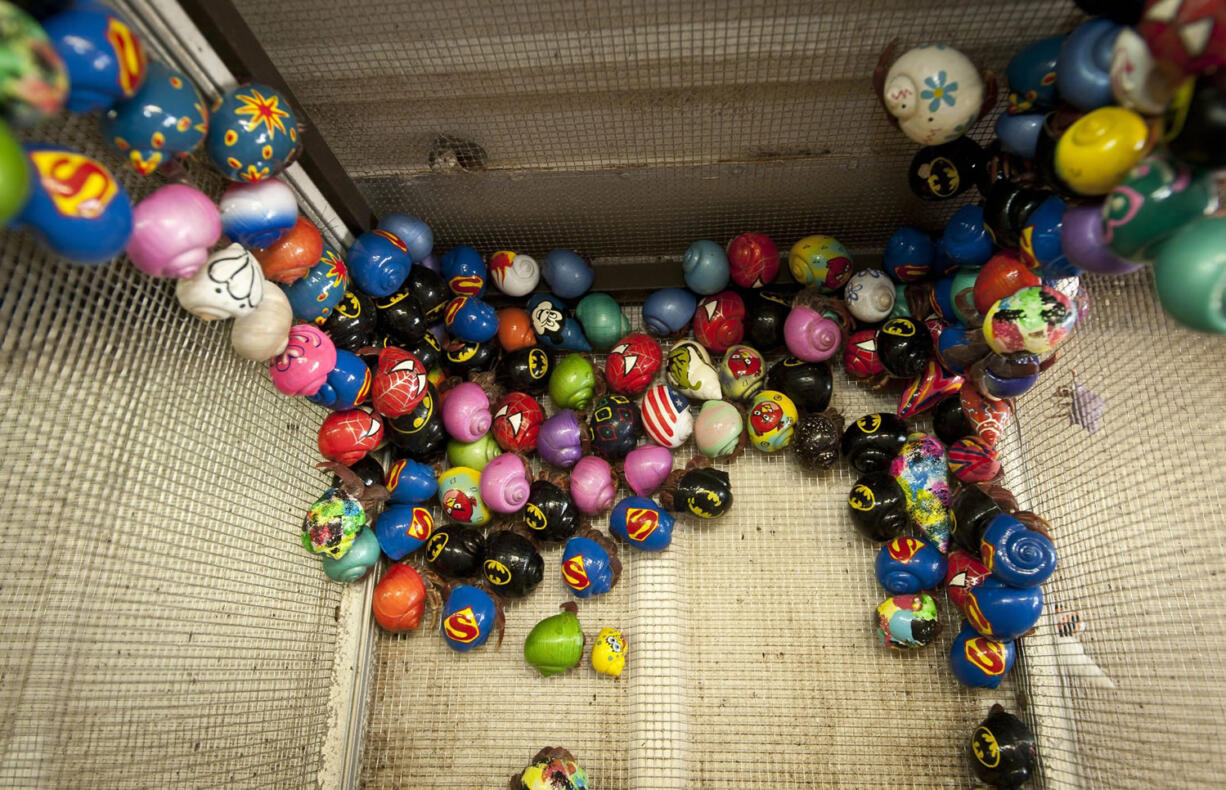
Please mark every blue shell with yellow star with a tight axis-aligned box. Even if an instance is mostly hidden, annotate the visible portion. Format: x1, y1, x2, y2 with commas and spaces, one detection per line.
205, 82, 300, 183
101, 62, 209, 176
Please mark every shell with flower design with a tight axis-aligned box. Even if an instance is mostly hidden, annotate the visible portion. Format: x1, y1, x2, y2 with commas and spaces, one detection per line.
881, 44, 985, 146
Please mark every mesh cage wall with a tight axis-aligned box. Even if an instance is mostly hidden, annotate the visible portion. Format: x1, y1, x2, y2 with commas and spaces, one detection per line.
227, 1, 1226, 788
2, 2, 1223, 790
0, 9, 350, 788
230, 0, 1085, 258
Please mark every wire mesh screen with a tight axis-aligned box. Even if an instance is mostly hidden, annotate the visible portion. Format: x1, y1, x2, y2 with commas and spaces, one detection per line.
359, 310, 1014, 790
3, 1, 1222, 789
1003, 272, 1226, 789
231, 0, 1082, 257
225, 0, 1226, 787
357, 283, 1225, 790
0, 29, 347, 790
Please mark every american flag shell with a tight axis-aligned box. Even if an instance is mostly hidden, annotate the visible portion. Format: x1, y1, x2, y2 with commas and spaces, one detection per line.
640, 385, 693, 448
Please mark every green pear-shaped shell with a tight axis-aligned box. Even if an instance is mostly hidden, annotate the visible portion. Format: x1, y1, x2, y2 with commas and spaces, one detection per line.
447, 432, 502, 471
524, 607, 584, 677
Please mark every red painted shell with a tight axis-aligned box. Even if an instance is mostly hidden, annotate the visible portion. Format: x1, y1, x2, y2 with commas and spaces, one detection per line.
693, 291, 747, 353
318, 408, 384, 466
948, 436, 1002, 482
491, 392, 545, 452
726, 232, 780, 288
844, 328, 884, 378
372, 346, 429, 418
605, 332, 663, 396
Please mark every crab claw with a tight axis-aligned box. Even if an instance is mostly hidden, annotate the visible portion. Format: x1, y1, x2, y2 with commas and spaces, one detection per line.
493, 603, 506, 649
317, 461, 365, 498
1013, 510, 1054, 540
419, 569, 448, 630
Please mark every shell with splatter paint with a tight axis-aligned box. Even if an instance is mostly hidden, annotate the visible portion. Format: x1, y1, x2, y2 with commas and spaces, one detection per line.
889, 432, 953, 552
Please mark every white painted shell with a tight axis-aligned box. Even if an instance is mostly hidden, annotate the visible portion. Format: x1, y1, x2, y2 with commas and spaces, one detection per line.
489, 251, 540, 296
845, 269, 897, 323
666, 340, 723, 401
230, 282, 293, 361
176, 243, 265, 321
884, 45, 984, 145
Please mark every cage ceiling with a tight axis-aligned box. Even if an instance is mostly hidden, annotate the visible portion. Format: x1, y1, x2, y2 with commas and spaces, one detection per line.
228, 0, 1085, 259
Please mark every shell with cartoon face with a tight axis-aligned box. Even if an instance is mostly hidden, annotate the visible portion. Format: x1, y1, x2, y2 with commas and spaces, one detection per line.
666, 340, 722, 400
438, 466, 491, 527
747, 390, 799, 452
718, 344, 766, 401
591, 627, 627, 677
787, 235, 853, 292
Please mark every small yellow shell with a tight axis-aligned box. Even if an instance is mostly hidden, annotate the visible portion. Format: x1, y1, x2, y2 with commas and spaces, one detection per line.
591, 627, 626, 678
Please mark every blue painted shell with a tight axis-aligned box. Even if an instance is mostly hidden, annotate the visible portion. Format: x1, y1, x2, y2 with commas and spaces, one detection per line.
561, 536, 617, 598
385, 457, 439, 505
374, 505, 435, 560
281, 245, 348, 324
101, 61, 207, 175
347, 229, 412, 298
543, 248, 594, 299
43, 1, 147, 113
981, 514, 1057, 587
683, 240, 730, 295
1057, 19, 1121, 111
205, 82, 300, 182
440, 245, 487, 297
874, 537, 947, 594
643, 288, 698, 334
964, 577, 1043, 641
377, 213, 433, 261
443, 295, 498, 343
307, 350, 371, 411
219, 179, 297, 249
1022, 196, 1078, 279
949, 620, 1016, 689
15, 143, 133, 265
321, 527, 380, 583
1005, 36, 1063, 113
940, 205, 994, 267
609, 496, 675, 552
883, 227, 935, 283
440, 584, 498, 652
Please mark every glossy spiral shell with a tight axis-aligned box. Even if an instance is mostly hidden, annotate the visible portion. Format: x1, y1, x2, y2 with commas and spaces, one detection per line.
981, 514, 1057, 587
875, 537, 948, 594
